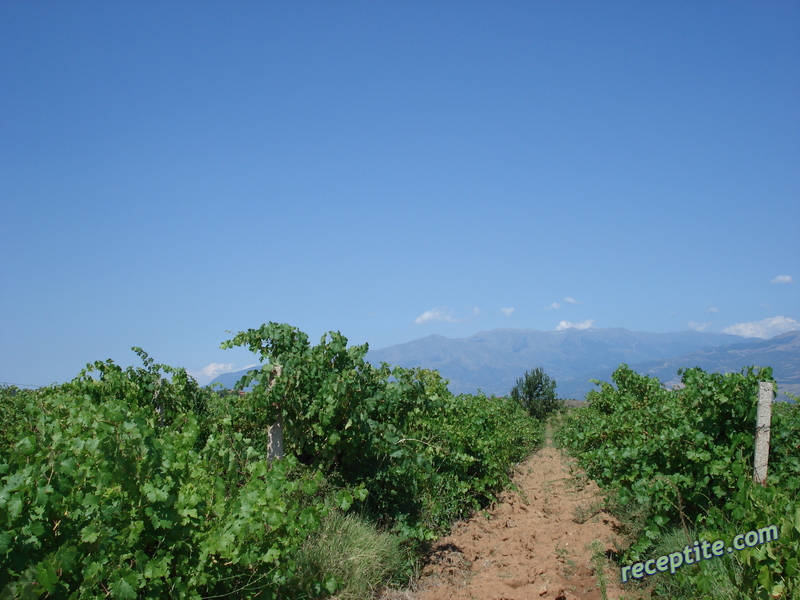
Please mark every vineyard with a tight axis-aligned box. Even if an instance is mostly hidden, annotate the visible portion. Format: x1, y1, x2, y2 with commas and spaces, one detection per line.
1, 322, 798, 599
0, 323, 541, 599
556, 365, 800, 599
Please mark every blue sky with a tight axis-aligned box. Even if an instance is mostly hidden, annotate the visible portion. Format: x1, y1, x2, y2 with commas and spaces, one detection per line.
2, 2, 798, 387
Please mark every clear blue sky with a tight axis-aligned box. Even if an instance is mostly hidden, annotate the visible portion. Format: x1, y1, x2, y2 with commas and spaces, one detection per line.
2, 2, 798, 387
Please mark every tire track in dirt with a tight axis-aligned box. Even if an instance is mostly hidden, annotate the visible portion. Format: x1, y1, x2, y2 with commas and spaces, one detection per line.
382, 422, 648, 600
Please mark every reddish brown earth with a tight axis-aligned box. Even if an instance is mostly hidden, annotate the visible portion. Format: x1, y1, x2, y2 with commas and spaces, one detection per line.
381, 424, 651, 600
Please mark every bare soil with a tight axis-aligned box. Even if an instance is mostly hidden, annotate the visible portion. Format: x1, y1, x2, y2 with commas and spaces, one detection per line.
380, 422, 650, 600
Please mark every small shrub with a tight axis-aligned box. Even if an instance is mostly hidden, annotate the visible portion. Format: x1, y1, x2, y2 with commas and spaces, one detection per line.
510, 367, 561, 421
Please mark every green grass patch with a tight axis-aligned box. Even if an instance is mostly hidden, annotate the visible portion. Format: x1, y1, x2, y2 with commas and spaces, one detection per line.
293, 511, 408, 600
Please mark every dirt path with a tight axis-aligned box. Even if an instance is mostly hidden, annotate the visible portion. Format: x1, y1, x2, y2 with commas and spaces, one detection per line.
382, 421, 648, 600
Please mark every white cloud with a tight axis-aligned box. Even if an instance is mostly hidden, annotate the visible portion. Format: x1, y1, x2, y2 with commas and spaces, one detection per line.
471, 306, 482, 316
556, 319, 595, 331
771, 275, 794, 284
546, 297, 580, 309
722, 316, 800, 339
188, 362, 258, 385
688, 321, 711, 332
414, 307, 458, 325
500, 307, 515, 317
706, 306, 718, 314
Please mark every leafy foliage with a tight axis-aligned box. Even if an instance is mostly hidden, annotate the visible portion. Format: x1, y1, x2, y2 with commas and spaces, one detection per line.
1, 323, 542, 597
509, 367, 561, 421
0, 385, 41, 456
0, 366, 337, 599
555, 364, 799, 598
221, 323, 542, 544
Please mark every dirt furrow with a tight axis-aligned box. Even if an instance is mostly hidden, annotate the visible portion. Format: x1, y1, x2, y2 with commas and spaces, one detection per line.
383, 427, 646, 600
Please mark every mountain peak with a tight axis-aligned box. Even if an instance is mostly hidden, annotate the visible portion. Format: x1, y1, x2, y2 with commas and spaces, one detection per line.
207, 328, 798, 402
363, 328, 794, 399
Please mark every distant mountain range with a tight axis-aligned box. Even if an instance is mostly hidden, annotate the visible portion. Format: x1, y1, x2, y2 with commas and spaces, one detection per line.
590, 329, 800, 402
207, 328, 800, 402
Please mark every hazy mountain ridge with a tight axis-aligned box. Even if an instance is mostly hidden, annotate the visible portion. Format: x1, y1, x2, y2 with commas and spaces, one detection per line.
592, 329, 800, 402
209, 327, 799, 401
364, 327, 762, 398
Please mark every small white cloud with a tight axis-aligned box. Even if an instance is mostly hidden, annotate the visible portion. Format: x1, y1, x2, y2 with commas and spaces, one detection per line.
761, 303, 772, 310
771, 275, 794, 284
564, 297, 580, 304
188, 362, 258, 385
471, 306, 482, 317
556, 319, 595, 331
500, 307, 515, 317
688, 321, 711, 332
706, 306, 718, 314
544, 302, 561, 310
194, 362, 236, 379
723, 316, 800, 339
414, 307, 458, 325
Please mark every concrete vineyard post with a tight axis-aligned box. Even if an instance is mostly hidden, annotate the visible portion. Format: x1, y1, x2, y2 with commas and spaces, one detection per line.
753, 381, 773, 486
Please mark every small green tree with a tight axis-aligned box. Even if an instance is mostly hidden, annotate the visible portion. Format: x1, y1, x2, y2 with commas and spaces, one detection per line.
510, 367, 560, 421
